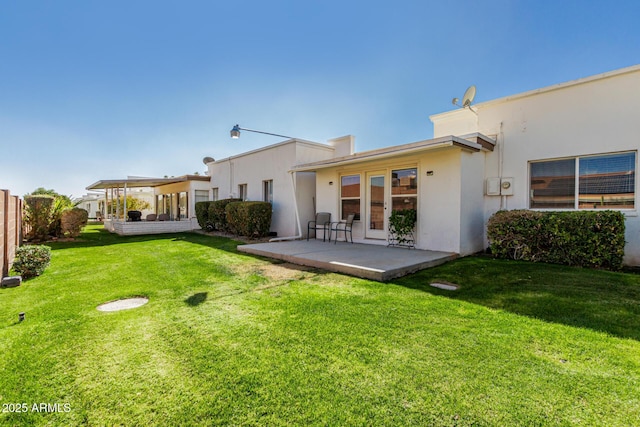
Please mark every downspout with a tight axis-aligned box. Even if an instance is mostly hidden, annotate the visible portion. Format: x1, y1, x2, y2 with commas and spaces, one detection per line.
498, 121, 505, 210
269, 170, 302, 242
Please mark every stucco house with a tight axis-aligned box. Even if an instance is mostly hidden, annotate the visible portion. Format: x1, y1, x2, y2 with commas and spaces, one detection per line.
205, 137, 352, 238
87, 174, 211, 235
291, 64, 639, 265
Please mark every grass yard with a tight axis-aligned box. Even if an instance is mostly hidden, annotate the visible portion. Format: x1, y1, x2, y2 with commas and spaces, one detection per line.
1, 225, 639, 426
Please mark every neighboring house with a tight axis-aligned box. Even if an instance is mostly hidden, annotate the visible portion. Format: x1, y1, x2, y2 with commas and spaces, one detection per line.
74, 192, 103, 219
86, 175, 211, 235
293, 64, 640, 265
205, 138, 347, 238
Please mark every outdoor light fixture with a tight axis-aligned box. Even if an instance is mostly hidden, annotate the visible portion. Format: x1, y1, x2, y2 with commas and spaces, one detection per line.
230, 124, 293, 140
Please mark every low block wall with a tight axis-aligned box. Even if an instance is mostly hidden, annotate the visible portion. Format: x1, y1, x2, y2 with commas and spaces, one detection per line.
105, 218, 200, 236
1, 190, 23, 277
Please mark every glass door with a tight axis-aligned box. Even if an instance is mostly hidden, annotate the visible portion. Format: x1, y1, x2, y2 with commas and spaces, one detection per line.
366, 172, 387, 239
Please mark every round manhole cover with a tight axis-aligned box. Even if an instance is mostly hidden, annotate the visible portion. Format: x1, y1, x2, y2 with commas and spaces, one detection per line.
97, 297, 149, 312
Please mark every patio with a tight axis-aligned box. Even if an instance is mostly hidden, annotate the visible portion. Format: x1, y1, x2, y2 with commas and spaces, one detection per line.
237, 240, 457, 281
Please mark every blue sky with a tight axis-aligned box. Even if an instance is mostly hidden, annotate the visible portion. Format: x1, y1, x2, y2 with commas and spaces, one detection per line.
1, 1, 639, 198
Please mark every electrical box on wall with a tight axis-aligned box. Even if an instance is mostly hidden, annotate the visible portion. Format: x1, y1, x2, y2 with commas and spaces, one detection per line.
486, 177, 514, 196
486, 178, 500, 196
500, 178, 514, 196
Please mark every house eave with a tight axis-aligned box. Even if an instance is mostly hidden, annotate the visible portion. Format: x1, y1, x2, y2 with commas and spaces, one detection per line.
86, 175, 209, 190
292, 135, 487, 172
213, 138, 334, 165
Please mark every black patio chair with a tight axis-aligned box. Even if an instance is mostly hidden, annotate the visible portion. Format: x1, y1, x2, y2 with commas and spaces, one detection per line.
127, 210, 142, 222
330, 213, 355, 244
307, 212, 331, 241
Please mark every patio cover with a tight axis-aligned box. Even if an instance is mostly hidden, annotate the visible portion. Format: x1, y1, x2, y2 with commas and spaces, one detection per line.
86, 175, 209, 190
291, 133, 495, 172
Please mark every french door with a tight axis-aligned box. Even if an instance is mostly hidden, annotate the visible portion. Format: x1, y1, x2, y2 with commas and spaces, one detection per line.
365, 171, 387, 239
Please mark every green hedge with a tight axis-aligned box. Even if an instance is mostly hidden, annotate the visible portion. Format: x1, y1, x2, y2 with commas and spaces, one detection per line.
487, 210, 626, 269
208, 199, 242, 232
195, 201, 215, 229
226, 201, 272, 238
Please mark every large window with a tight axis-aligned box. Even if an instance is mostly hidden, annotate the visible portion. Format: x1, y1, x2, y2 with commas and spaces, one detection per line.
391, 168, 418, 211
340, 174, 361, 220
530, 152, 636, 209
263, 180, 273, 203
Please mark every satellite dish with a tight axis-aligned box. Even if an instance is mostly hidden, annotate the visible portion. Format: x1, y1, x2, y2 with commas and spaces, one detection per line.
202, 156, 215, 165
451, 85, 478, 114
462, 85, 476, 107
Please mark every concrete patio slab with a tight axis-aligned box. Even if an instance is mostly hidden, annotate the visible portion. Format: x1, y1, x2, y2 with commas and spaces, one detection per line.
237, 240, 457, 281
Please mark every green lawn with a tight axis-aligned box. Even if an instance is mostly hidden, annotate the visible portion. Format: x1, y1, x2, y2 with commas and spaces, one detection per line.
1, 225, 639, 426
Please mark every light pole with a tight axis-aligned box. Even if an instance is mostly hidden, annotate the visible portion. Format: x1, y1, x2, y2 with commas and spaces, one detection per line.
230, 124, 293, 140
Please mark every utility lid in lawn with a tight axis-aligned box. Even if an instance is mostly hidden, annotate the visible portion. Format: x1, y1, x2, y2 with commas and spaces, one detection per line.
429, 282, 459, 291
97, 297, 149, 312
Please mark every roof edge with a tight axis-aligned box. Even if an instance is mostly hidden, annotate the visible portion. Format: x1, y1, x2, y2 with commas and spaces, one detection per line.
292, 135, 483, 171
213, 138, 333, 164
430, 63, 640, 122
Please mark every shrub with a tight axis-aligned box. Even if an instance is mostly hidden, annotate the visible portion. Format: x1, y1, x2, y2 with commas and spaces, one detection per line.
208, 199, 241, 232
195, 201, 215, 230
226, 201, 272, 237
24, 195, 55, 241
61, 208, 89, 237
389, 209, 418, 239
12, 245, 52, 279
487, 210, 625, 269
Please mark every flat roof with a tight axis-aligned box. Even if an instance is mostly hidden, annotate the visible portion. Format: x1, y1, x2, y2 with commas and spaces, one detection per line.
87, 175, 210, 190
430, 63, 640, 122
212, 138, 334, 164
292, 134, 494, 172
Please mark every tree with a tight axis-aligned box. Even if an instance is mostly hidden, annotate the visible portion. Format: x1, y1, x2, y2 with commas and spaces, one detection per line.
107, 196, 151, 217
24, 188, 77, 239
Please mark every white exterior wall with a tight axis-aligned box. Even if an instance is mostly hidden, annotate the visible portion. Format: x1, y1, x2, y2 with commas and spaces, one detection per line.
313, 149, 479, 253
459, 151, 486, 255
208, 140, 334, 238
432, 66, 640, 265
155, 180, 210, 221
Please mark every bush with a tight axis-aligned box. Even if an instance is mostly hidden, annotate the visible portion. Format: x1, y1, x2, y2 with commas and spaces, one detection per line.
226, 201, 272, 237
24, 195, 55, 241
12, 245, 52, 279
487, 210, 626, 269
61, 208, 89, 237
195, 201, 215, 230
208, 199, 241, 232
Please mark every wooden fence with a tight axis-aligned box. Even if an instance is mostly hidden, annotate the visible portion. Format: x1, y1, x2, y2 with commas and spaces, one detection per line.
0, 189, 23, 277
